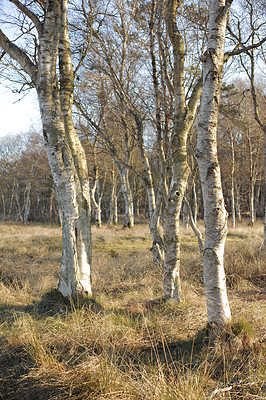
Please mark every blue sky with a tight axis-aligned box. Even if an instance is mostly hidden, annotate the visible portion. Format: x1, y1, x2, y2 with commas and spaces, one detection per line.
0, 86, 41, 137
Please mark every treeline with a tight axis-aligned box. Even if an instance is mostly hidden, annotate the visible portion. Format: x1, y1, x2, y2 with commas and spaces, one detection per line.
1, 0, 265, 326
0, 80, 264, 227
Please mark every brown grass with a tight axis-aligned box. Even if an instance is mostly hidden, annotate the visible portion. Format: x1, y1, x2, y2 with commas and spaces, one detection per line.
0, 220, 265, 399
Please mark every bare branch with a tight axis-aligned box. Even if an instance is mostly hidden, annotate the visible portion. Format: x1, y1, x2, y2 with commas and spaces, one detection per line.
0, 29, 37, 83
225, 36, 266, 59
9, 0, 43, 36
186, 76, 203, 129
74, 98, 144, 183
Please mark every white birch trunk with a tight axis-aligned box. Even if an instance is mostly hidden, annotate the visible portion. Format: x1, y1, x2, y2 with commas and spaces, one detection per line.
49, 188, 54, 222
113, 192, 118, 226
118, 166, 134, 228
8, 181, 15, 220
247, 128, 255, 226
95, 206, 102, 228
15, 181, 23, 223
192, 182, 198, 224
91, 178, 103, 228
254, 185, 261, 223
163, 182, 186, 302
0, 0, 92, 297
109, 166, 117, 226
1, 193, 6, 221
231, 180, 235, 228
183, 196, 204, 253
262, 134, 266, 253
23, 182, 31, 224
249, 182, 255, 226
196, 0, 232, 325
163, 0, 202, 301
90, 146, 105, 228
182, 201, 189, 228
230, 131, 236, 227
134, 113, 164, 265
235, 184, 241, 221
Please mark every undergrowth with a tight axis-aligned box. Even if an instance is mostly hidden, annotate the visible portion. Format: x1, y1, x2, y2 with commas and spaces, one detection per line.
0, 221, 265, 399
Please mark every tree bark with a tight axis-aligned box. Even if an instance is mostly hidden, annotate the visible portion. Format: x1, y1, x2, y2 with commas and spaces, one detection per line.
8, 181, 15, 220
192, 181, 198, 224
23, 182, 31, 224
1, 193, 6, 221
117, 165, 134, 228
0, 0, 92, 297
235, 184, 241, 221
183, 196, 204, 254
229, 130, 236, 227
196, 0, 232, 325
90, 150, 105, 228
163, 0, 202, 301
182, 200, 189, 229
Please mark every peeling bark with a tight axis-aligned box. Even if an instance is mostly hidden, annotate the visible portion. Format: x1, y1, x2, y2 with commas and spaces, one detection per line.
0, 0, 92, 297
196, 0, 232, 325
117, 165, 134, 228
163, 0, 202, 301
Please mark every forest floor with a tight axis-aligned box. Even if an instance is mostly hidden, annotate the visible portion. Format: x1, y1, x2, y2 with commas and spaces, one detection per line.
0, 220, 265, 399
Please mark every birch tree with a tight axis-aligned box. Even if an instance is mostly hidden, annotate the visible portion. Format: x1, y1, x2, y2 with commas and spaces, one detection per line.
228, 0, 266, 248
163, 0, 203, 301
196, 0, 233, 325
0, 0, 93, 297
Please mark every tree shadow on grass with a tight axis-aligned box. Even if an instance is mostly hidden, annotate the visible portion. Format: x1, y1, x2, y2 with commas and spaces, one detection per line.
0, 330, 209, 400
31, 288, 104, 318
0, 289, 104, 400
0, 288, 103, 326
114, 326, 209, 373
1, 291, 262, 400
0, 345, 66, 400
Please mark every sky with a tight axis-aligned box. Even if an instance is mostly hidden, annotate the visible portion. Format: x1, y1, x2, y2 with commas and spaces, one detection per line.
0, 86, 41, 138
0, 2, 42, 138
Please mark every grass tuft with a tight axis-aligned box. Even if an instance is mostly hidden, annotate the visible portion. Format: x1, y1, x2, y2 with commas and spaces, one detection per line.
0, 221, 265, 399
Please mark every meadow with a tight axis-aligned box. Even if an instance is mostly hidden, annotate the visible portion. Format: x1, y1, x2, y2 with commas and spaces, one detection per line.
0, 220, 265, 399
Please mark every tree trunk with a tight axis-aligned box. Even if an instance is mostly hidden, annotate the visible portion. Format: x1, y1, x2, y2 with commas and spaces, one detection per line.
163, 0, 202, 302
163, 183, 184, 302
15, 181, 23, 223
235, 184, 241, 221
8, 181, 15, 220
231, 181, 236, 228
230, 130, 236, 227
249, 180, 255, 226
40, 110, 92, 296
183, 196, 204, 253
1, 193, 6, 221
91, 179, 103, 228
0, 0, 93, 297
113, 192, 118, 226
49, 188, 54, 222
196, 0, 232, 326
262, 133, 266, 253
118, 165, 134, 228
182, 200, 189, 228
134, 113, 164, 265
23, 182, 31, 224
192, 181, 198, 224
135, 195, 140, 218
109, 166, 118, 226
254, 184, 261, 223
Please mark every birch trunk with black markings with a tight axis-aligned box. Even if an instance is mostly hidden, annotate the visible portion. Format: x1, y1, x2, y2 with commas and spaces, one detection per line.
0, 0, 92, 297
196, 0, 232, 325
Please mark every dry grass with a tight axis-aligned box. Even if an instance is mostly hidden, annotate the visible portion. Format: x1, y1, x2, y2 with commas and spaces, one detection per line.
0, 220, 265, 399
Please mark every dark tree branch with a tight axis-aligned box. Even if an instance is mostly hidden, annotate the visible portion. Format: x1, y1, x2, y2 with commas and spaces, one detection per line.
9, 0, 43, 36
225, 36, 266, 59
0, 29, 37, 83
